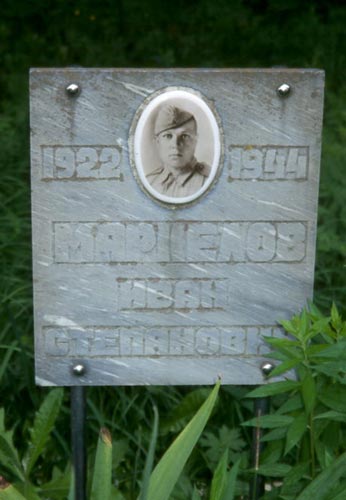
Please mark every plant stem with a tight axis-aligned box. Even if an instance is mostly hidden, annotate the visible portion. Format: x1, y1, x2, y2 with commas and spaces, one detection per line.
309, 412, 316, 479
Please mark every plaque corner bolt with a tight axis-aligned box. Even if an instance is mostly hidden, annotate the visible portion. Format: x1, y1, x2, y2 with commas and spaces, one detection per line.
66, 83, 81, 97
261, 362, 275, 376
277, 83, 291, 97
72, 363, 86, 376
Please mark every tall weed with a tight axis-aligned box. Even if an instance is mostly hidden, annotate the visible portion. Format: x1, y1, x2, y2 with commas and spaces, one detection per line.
244, 304, 346, 498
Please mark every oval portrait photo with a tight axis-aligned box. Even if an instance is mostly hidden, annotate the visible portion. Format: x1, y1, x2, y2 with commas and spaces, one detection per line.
131, 88, 222, 206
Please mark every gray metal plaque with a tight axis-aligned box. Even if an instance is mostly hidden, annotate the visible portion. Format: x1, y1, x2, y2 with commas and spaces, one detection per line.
30, 68, 324, 386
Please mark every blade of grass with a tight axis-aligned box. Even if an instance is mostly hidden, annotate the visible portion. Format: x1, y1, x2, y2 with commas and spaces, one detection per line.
91, 428, 113, 500
210, 450, 228, 500
138, 405, 159, 500
191, 486, 201, 499
297, 452, 346, 500
0, 477, 26, 499
222, 459, 241, 500
147, 380, 220, 500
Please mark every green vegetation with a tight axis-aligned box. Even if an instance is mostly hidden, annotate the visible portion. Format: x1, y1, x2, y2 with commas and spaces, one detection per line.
245, 304, 346, 498
1, 0, 346, 498
1, 307, 346, 498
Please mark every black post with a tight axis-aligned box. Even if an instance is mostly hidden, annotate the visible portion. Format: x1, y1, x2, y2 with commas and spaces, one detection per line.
71, 386, 87, 500
249, 396, 270, 500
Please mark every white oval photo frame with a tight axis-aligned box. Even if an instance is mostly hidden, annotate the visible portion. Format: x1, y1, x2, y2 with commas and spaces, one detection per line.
131, 88, 222, 206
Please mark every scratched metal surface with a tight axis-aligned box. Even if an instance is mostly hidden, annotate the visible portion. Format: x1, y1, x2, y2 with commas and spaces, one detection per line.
30, 69, 324, 386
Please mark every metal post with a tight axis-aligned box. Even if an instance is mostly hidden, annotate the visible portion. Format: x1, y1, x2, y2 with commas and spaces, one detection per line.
249, 396, 270, 500
71, 386, 87, 500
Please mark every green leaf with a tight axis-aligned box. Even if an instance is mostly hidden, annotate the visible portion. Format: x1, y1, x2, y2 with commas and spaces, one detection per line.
260, 439, 284, 465
299, 309, 310, 342
254, 463, 291, 477
285, 414, 307, 455
210, 450, 228, 500
296, 452, 346, 500
147, 381, 220, 500
91, 428, 112, 500
280, 319, 300, 338
323, 481, 346, 500
276, 394, 303, 415
330, 489, 346, 500
307, 301, 322, 318
306, 344, 332, 357
313, 361, 346, 378
260, 427, 287, 442
314, 411, 346, 422
331, 302, 341, 327
110, 487, 126, 500
313, 340, 346, 360
301, 371, 316, 416
200, 426, 245, 467
0, 409, 24, 482
0, 434, 25, 482
0, 343, 18, 384
261, 338, 301, 359
318, 385, 346, 412
14, 482, 41, 500
263, 336, 300, 349
281, 462, 310, 491
40, 465, 71, 497
139, 406, 159, 500
242, 415, 293, 429
67, 470, 74, 500
24, 388, 64, 476
191, 486, 201, 500
266, 358, 302, 378
314, 440, 335, 469
246, 381, 300, 398
0, 479, 27, 499
221, 459, 240, 500
0, 409, 8, 435
112, 439, 128, 469
160, 388, 210, 434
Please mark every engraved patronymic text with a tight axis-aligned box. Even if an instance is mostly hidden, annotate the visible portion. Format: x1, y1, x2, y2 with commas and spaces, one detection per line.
43, 325, 283, 357
54, 221, 307, 264
228, 146, 309, 180
41, 146, 123, 180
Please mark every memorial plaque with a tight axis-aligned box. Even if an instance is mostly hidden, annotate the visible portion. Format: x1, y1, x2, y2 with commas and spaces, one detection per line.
30, 68, 324, 386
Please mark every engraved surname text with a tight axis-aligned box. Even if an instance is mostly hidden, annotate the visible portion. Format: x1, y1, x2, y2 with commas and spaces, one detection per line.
54, 221, 307, 264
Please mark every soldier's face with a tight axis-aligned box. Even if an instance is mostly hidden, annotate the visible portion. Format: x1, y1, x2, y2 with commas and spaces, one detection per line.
156, 120, 197, 171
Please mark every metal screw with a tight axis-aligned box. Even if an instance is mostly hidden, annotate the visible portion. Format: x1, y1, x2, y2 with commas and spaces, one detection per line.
72, 364, 86, 376
66, 83, 80, 96
277, 83, 291, 97
261, 362, 275, 376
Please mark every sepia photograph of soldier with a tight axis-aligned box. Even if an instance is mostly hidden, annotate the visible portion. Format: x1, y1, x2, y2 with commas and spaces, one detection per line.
132, 88, 221, 204
146, 104, 211, 198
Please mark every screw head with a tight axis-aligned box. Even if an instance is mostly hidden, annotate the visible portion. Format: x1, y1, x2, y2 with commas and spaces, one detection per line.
66, 83, 80, 96
277, 83, 291, 97
261, 362, 275, 376
72, 364, 85, 376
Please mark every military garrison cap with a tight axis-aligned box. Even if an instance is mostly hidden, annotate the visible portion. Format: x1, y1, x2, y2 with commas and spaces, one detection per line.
154, 105, 196, 135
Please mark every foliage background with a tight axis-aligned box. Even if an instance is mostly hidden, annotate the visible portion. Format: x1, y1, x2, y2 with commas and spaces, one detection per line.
1, 0, 346, 497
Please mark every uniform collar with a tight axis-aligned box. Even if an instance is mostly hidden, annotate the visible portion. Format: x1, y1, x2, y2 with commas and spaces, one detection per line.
161, 158, 198, 187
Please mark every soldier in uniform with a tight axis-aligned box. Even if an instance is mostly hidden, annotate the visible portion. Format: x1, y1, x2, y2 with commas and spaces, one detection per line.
146, 104, 210, 198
